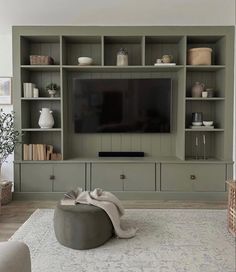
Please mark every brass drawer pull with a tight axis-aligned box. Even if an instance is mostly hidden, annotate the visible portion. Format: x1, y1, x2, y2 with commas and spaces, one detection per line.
120, 174, 126, 180
190, 175, 196, 180
50, 175, 55, 180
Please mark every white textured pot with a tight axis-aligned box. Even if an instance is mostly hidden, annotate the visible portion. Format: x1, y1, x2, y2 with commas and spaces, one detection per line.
38, 108, 54, 129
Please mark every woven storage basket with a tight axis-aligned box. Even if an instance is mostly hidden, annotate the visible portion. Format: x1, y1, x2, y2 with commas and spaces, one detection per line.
0, 181, 12, 205
187, 47, 212, 65
30, 55, 54, 65
0, 187, 1, 214
226, 180, 236, 236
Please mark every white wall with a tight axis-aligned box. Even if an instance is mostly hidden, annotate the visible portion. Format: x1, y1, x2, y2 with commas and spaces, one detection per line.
0, 0, 235, 33
0, 34, 13, 180
0, 0, 235, 180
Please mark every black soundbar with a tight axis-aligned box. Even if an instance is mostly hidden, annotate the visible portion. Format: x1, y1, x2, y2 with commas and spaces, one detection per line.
98, 151, 144, 157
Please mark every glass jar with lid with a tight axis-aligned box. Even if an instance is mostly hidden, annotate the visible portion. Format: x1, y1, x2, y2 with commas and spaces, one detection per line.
117, 48, 128, 66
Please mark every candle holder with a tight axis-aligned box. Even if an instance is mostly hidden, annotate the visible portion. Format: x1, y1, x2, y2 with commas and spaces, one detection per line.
192, 112, 203, 126
203, 134, 206, 160
195, 136, 199, 160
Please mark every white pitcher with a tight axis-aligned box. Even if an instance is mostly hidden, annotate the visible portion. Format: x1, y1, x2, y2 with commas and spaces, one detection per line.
38, 108, 54, 129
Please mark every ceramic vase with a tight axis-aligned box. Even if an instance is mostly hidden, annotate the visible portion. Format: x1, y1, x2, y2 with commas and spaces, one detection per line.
38, 108, 54, 129
191, 82, 205, 97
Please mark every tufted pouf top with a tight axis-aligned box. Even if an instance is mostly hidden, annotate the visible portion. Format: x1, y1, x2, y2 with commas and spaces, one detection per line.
54, 201, 113, 250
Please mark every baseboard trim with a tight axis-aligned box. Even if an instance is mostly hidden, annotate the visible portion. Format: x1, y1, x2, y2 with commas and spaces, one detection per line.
13, 191, 227, 201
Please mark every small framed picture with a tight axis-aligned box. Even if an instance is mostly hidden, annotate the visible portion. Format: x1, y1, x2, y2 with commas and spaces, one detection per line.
0, 77, 12, 105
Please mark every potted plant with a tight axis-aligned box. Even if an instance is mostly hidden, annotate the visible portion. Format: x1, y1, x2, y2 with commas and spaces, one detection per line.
46, 83, 60, 97
0, 109, 20, 178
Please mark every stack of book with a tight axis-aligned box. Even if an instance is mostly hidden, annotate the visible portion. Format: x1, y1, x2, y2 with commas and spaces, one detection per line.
23, 144, 54, 160
23, 83, 36, 98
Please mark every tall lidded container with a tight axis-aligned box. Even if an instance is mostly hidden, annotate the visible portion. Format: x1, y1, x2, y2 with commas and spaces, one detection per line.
117, 48, 128, 66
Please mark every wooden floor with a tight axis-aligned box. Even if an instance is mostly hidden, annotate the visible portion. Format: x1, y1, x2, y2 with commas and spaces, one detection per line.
0, 200, 227, 242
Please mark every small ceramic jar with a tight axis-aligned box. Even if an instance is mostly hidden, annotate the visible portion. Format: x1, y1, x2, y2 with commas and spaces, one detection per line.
202, 91, 208, 98
162, 55, 173, 63
117, 48, 128, 66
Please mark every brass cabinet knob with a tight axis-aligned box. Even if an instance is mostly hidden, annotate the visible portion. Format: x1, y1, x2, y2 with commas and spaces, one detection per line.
190, 174, 196, 180
49, 175, 55, 180
120, 174, 126, 180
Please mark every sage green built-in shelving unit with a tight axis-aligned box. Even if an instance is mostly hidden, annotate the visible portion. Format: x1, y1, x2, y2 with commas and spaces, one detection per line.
13, 26, 235, 200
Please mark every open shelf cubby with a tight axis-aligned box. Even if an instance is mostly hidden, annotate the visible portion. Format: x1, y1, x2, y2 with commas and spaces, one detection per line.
22, 131, 62, 154
186, 70, 225, 98
21, 69, 61, 98
20, 36, 60, 65
185, 131, 224, 160
145, 36, 185, 65
185, 100, 225, 129
187, 36, 226, 65
104, 36, 142, 66
21, 100, 61, 129
62, 36, 102, 66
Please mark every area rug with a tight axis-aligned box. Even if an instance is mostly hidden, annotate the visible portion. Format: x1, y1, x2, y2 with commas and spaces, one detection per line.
10, 209, 235, 272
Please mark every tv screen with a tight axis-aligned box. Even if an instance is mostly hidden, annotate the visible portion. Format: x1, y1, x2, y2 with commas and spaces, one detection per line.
73, 78, 172, 133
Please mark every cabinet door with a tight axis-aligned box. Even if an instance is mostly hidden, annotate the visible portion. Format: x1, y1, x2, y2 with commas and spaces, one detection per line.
161, 164, 193, 191
53, 163, 86, 192
124, 163, 156, 191
192, 164, 225, 192
21, 164, 52, 192
91, 163, 123, 191
161, 163, 226, 192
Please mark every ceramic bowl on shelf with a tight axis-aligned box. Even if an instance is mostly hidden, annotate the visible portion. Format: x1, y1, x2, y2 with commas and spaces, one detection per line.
78, 57, 93, 66
192, 122, 202, 126
203, 121, 214, 126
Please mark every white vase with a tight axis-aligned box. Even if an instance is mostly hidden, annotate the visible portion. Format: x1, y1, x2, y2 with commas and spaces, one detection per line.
38, 108, 54, 129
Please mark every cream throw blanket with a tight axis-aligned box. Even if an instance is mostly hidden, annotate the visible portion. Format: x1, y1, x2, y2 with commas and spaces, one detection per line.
62, 188, 137, 239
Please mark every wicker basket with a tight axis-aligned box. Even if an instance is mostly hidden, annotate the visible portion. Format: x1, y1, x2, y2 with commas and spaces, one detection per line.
0, 181, 12, 205
30, 55, 54, 65
187, 47, 212, 65
0, 188, 1, 214
226, 180, 236, 236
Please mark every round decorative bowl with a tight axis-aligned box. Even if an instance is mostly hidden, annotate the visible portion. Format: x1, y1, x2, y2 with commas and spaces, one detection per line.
192, 122, 202, 126
203, 121, 214, 126
78, 57, 93, 66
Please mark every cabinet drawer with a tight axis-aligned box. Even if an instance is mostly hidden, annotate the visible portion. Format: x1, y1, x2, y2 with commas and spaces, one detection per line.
161, 163, 226, 192
91, 163, 156, 191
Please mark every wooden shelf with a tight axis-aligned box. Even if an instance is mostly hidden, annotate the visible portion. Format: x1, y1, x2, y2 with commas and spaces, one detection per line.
21, 65, 61, 71
62, 65, 184, 72
185, 128, 224, 132
185, 97, 225, 101
186, 65, 225, 71
21, 97, 61, 101
21, 128, 62, 132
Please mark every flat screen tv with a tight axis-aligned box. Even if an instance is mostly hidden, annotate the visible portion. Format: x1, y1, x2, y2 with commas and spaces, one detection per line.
73, 78, 172, 133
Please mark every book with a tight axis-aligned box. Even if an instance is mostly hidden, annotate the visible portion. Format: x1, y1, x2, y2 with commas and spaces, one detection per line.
46, 145, 53, 160
32, 144, 38, 160
23, 144, 29, 160
43, 144, 47, 160
23, 83, 35, 98
51, 153, 62, 161
28, 144, 33, 160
